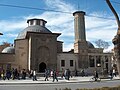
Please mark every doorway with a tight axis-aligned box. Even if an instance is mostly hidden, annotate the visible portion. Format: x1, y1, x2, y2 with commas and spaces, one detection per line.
39, 62, 46, 72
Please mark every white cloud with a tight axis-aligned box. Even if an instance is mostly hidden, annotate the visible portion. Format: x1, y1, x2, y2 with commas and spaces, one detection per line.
0, 20, 27, 32
85, 13, 117, 52
6, 33, 18, 38
45, 0, 75, 12
63, 43, 74, 51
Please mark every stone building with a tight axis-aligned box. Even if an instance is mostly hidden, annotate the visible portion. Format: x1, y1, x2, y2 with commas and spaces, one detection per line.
0, 11, 113, 75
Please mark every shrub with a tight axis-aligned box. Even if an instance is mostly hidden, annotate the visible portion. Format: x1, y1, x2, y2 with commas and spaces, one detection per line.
57, 85, 120, 90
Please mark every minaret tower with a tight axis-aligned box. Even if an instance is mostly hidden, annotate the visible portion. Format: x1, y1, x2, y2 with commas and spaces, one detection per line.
73, 11, 88, 68
73, 11, 86, 42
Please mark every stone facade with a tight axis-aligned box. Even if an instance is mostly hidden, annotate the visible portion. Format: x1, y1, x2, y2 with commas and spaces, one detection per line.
0, 11, 113, 75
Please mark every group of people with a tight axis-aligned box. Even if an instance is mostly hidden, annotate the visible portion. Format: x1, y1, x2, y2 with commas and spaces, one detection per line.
0, 68, 28, 80
61, 69, 72, 80
93, 68, 117, 81
0, 68, 64, 82
44, 68, 72, 82
44, 69, 58, 82
0, 68, 117, 82
0, 68, 38, 81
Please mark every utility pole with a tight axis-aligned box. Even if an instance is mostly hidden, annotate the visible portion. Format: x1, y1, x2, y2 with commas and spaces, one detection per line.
106, 0, 120, 77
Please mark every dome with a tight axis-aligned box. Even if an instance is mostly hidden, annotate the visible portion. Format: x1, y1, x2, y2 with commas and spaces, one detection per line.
17, 25, 52, 39
87, 41, 94, 48
17, 19, 52, 39
2, 47, 15, 53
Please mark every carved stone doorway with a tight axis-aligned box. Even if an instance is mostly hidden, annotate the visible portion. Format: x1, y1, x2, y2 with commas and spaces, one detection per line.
39, 62, 46, 73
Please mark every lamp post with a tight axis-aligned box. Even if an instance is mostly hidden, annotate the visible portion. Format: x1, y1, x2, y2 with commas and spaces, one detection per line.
0, 33, 3, 35
97, 63, 101, 67
97, 63, 101, 74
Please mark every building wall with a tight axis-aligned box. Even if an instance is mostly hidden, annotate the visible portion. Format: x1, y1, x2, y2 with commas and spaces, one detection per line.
57, 41, 63, 53
57, 52, 113, 76
88, 53, 113, 75
0, 53, 15, 70
29, 33, 59, 72
15, 39, 28, 70
57, 53, 78, 72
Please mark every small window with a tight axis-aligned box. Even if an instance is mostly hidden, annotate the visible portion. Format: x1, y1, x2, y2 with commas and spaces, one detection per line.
61, 60, 65, 67
30, 21, 33, 25
96, 56, 101, 67
89, 56, 95, 67
70, 60, 73, 67
36, 20, 40, 25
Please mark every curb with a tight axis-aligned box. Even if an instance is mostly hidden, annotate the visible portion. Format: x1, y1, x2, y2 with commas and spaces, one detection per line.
0, 79, 119, 85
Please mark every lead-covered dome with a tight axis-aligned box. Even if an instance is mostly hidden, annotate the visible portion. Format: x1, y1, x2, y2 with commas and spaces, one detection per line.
17, 19, 52, 39
87, 41, 94, 48
2, 47, 15, 53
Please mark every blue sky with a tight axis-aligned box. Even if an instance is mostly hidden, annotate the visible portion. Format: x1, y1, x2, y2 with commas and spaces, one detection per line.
0, 0, 120, 52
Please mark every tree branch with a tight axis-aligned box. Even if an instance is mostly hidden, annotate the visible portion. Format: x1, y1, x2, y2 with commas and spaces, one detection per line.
106, 0, 120, 29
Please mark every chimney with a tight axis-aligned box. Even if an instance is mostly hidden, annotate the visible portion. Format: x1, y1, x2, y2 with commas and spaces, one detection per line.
73, 11, 86, 42
27, 19, 47, 27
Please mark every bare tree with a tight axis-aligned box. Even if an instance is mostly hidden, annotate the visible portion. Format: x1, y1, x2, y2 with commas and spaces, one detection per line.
106, 0, 120, 76
106, 0, 120, 30
1, 42, 11, 47
0, 42, 12, 52
95, 39, 110, 49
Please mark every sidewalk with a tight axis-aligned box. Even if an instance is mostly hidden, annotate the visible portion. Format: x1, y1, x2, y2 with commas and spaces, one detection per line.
0, 76, 119, 84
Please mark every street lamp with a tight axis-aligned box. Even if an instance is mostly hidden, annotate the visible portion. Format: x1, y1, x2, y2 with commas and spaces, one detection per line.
0, 33, 3, 35
97, 63, 101, 67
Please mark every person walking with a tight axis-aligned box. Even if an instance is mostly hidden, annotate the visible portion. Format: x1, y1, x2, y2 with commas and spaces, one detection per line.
44, 69, 49, 81
94, 70, 98, 81
112, 68, 116, 77
61, 68, 64, 78
6, 69, 11, 80
66, 69, 70, 80
1, 69, 6, 80
21, 69, 26, 79
109, 69, 113, 80
81, 69, 85, 77
52, 70, 58, 82
33, 70, 37, 81
29, 70, 33, 78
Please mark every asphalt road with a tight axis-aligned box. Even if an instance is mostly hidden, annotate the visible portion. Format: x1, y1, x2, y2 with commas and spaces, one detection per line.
0, 80, 120, 90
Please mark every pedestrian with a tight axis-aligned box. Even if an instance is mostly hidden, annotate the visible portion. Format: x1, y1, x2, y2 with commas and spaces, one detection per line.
1, 69, 6, 80
21, 69, 26, 79
33, 70, 37, 81
75, 70, 78, 77
52, 70, 58, 82
109, 69, 113, 80
94, 70, 98, 81
81, 69, 85, 77
14, 68, 18, 79
44, 69, 49, 81
112, 68, 116, 77
65, 69, 70, 80
61, 68, 64, 78
29, 70, 33, 78
11, 68, 15, 80
50, 70, 53, 78
64, 69, 67, 79
6, 69, 11, 80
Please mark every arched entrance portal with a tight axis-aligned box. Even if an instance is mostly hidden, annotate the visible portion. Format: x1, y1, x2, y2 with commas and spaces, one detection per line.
39, 62, 46, 72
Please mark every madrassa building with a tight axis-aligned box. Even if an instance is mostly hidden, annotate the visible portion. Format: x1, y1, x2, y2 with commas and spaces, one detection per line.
0, 11, 113, 75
